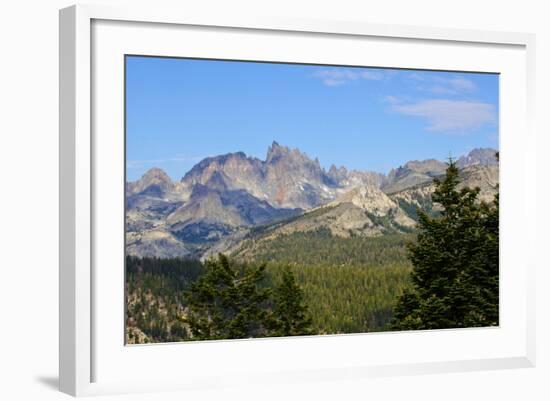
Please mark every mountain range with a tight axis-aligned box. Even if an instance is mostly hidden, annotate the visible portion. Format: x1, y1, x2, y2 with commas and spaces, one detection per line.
126, 142, 498, 260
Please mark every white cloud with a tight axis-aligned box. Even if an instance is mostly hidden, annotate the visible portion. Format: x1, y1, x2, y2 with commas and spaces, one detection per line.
408, 73, 426, 82
407, 73, 477, 95
313, 68, 384, 86
429, 76, 476, 94
360, 70, 384, 80
392, 99, 496, 132
447, 77, 476, 92
382, 95, 400, 104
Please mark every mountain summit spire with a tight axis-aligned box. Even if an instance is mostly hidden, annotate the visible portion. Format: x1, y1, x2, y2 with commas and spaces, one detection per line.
266, 140, 291, 162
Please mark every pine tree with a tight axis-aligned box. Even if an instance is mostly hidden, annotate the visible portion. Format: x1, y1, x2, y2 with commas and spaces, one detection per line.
184, 254, 273, 340
271, 268, 313, 337
391, 158, 499, 330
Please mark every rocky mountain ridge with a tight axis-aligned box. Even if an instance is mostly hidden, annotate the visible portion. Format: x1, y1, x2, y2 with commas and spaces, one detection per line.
170, 141, 385, 210
126, 143, 498, 259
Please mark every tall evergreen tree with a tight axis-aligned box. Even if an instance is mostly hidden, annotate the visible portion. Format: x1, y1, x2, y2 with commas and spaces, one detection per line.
271, 268, 313, 337
391, 158, 499, 330
184, 254, 273, 340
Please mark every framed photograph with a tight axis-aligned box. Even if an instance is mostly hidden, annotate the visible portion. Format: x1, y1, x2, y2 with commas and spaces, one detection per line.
59, 4, 536, 396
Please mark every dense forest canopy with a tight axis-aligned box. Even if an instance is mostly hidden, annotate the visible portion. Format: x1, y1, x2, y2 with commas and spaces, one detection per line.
126, 158, 499, 344
391, 160, 499, 330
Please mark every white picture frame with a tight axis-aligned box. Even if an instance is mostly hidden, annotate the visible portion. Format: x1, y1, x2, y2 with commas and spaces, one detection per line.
59, 4, 536, 397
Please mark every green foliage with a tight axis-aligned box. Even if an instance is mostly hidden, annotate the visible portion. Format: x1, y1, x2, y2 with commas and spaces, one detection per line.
236, 230, 414, 334
266, 262, 411, 334
391, 160, 499, 330
270, 267, 314, 336
127, 158, 500, 341
184, 254, 274, 340
126, 231, 416, 343
125, 256, 204, 343
396, 193, 437, 221
236, 228, 415, 267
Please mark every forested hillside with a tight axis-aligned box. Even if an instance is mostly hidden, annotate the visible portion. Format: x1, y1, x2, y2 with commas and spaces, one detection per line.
233, 228, 414, 266
126, 257, 204, 343
126, 232, 414, 343
125, 154, 499, 344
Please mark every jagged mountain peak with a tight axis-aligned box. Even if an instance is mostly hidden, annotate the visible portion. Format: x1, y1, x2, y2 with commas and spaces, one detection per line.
141, 167, 172, 183
266, 140, 288, 161
182, 151, 250, 181
327, 164, 348, 183
266, 141, 293, 160
269, 140, 283, 150
328, 164, 347, 174
126, 143, 500, 259
402, 159, 447, 175
383, 160, 445, 195
128, 167, 174, 196
266, 141, 320, 167
456, 147, 498, 168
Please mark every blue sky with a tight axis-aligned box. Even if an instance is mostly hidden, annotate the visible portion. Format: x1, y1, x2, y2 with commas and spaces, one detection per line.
126, 56, 499, 181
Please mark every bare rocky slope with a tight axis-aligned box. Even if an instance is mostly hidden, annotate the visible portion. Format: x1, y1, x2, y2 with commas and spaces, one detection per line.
126, 143, 498, 260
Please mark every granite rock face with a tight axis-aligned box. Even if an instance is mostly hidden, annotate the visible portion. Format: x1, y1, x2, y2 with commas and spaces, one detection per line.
179, 141, 385, 210
125, 143, 498, 259
456, 148, 499, 169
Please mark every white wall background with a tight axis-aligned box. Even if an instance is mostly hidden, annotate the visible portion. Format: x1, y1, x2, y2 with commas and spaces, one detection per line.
0, 0, 547, 399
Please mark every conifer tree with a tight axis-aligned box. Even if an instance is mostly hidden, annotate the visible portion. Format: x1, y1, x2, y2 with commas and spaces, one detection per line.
271, 268, 313, 337
184, 254, 273, 340
391, 158, 499, 330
